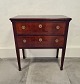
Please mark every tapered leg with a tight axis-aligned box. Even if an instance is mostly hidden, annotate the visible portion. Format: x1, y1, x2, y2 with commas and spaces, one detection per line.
60, 48, 66, 70
16, 48, 21, 71
56, 48, 59, 58
22, 49, 26, 59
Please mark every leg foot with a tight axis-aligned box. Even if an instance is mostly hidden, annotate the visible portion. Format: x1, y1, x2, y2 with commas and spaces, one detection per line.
19, 67, 21, 71
60, 67, 63, 70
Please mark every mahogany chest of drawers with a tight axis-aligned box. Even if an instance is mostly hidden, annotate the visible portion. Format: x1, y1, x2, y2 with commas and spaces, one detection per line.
10, 15, 72, 71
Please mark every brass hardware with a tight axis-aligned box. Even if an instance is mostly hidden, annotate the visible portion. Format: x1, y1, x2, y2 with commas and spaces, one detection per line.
55, 39, 59, 43
21, 26, 26, 29
23, 39, 26, 43
39, 38, 42, 42
39, 24, 42, 28
56, 25, 60, 30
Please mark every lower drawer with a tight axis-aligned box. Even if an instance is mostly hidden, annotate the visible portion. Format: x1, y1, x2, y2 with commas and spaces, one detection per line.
16, 36, 64, 48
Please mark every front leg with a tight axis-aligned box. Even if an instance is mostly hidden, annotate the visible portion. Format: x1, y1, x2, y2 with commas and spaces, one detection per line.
16, 48, 21, 71
60, 48, 66, 70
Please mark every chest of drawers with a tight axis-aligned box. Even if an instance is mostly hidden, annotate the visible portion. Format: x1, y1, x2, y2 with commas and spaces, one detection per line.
10, 15, 72, 71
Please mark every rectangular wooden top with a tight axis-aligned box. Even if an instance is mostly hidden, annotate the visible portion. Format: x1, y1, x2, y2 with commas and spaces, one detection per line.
10, 15, 72, 21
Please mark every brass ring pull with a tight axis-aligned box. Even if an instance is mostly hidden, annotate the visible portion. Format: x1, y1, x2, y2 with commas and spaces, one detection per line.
21, 26, 26, 30
23, 39, 26, 43
56, 25, 60, 30
39, 24, 42, 28
39, 38, 42, 42
55, 39, 59, 43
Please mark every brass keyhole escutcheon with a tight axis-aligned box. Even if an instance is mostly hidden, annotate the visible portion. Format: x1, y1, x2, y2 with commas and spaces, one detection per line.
39, 38, 42, 42
23, 39, 26, 43
56, 25, 60, 30
39, 24, 42, 28
55, 39, 59, 43
21, 25, 26, 30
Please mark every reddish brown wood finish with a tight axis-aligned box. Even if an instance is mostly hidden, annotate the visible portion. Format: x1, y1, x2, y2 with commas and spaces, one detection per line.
16, 36, 64, 48
15, 22, 66, 35
10, 15, 72, 71
10, 15, 71, 21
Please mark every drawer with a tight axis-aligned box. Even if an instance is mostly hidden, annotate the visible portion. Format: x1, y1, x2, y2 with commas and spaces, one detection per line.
15, 22, 66, 35
16, 36, 64, 48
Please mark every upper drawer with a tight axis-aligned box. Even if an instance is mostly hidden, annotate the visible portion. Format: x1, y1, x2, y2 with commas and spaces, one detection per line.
14, 22, 66, 35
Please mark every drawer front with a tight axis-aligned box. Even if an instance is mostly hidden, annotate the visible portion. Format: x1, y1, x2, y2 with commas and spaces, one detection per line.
15, 22, 66, 35
16, 36, 64, 48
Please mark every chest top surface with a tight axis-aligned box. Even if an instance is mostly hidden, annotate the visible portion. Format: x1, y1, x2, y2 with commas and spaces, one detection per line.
10, 15, 72, 21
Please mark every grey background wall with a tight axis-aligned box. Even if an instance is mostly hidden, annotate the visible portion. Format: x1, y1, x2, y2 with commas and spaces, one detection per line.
0, 0, 80, 58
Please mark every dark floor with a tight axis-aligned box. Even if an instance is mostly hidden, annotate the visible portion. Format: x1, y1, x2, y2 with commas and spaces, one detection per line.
0, 57, 80, 84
